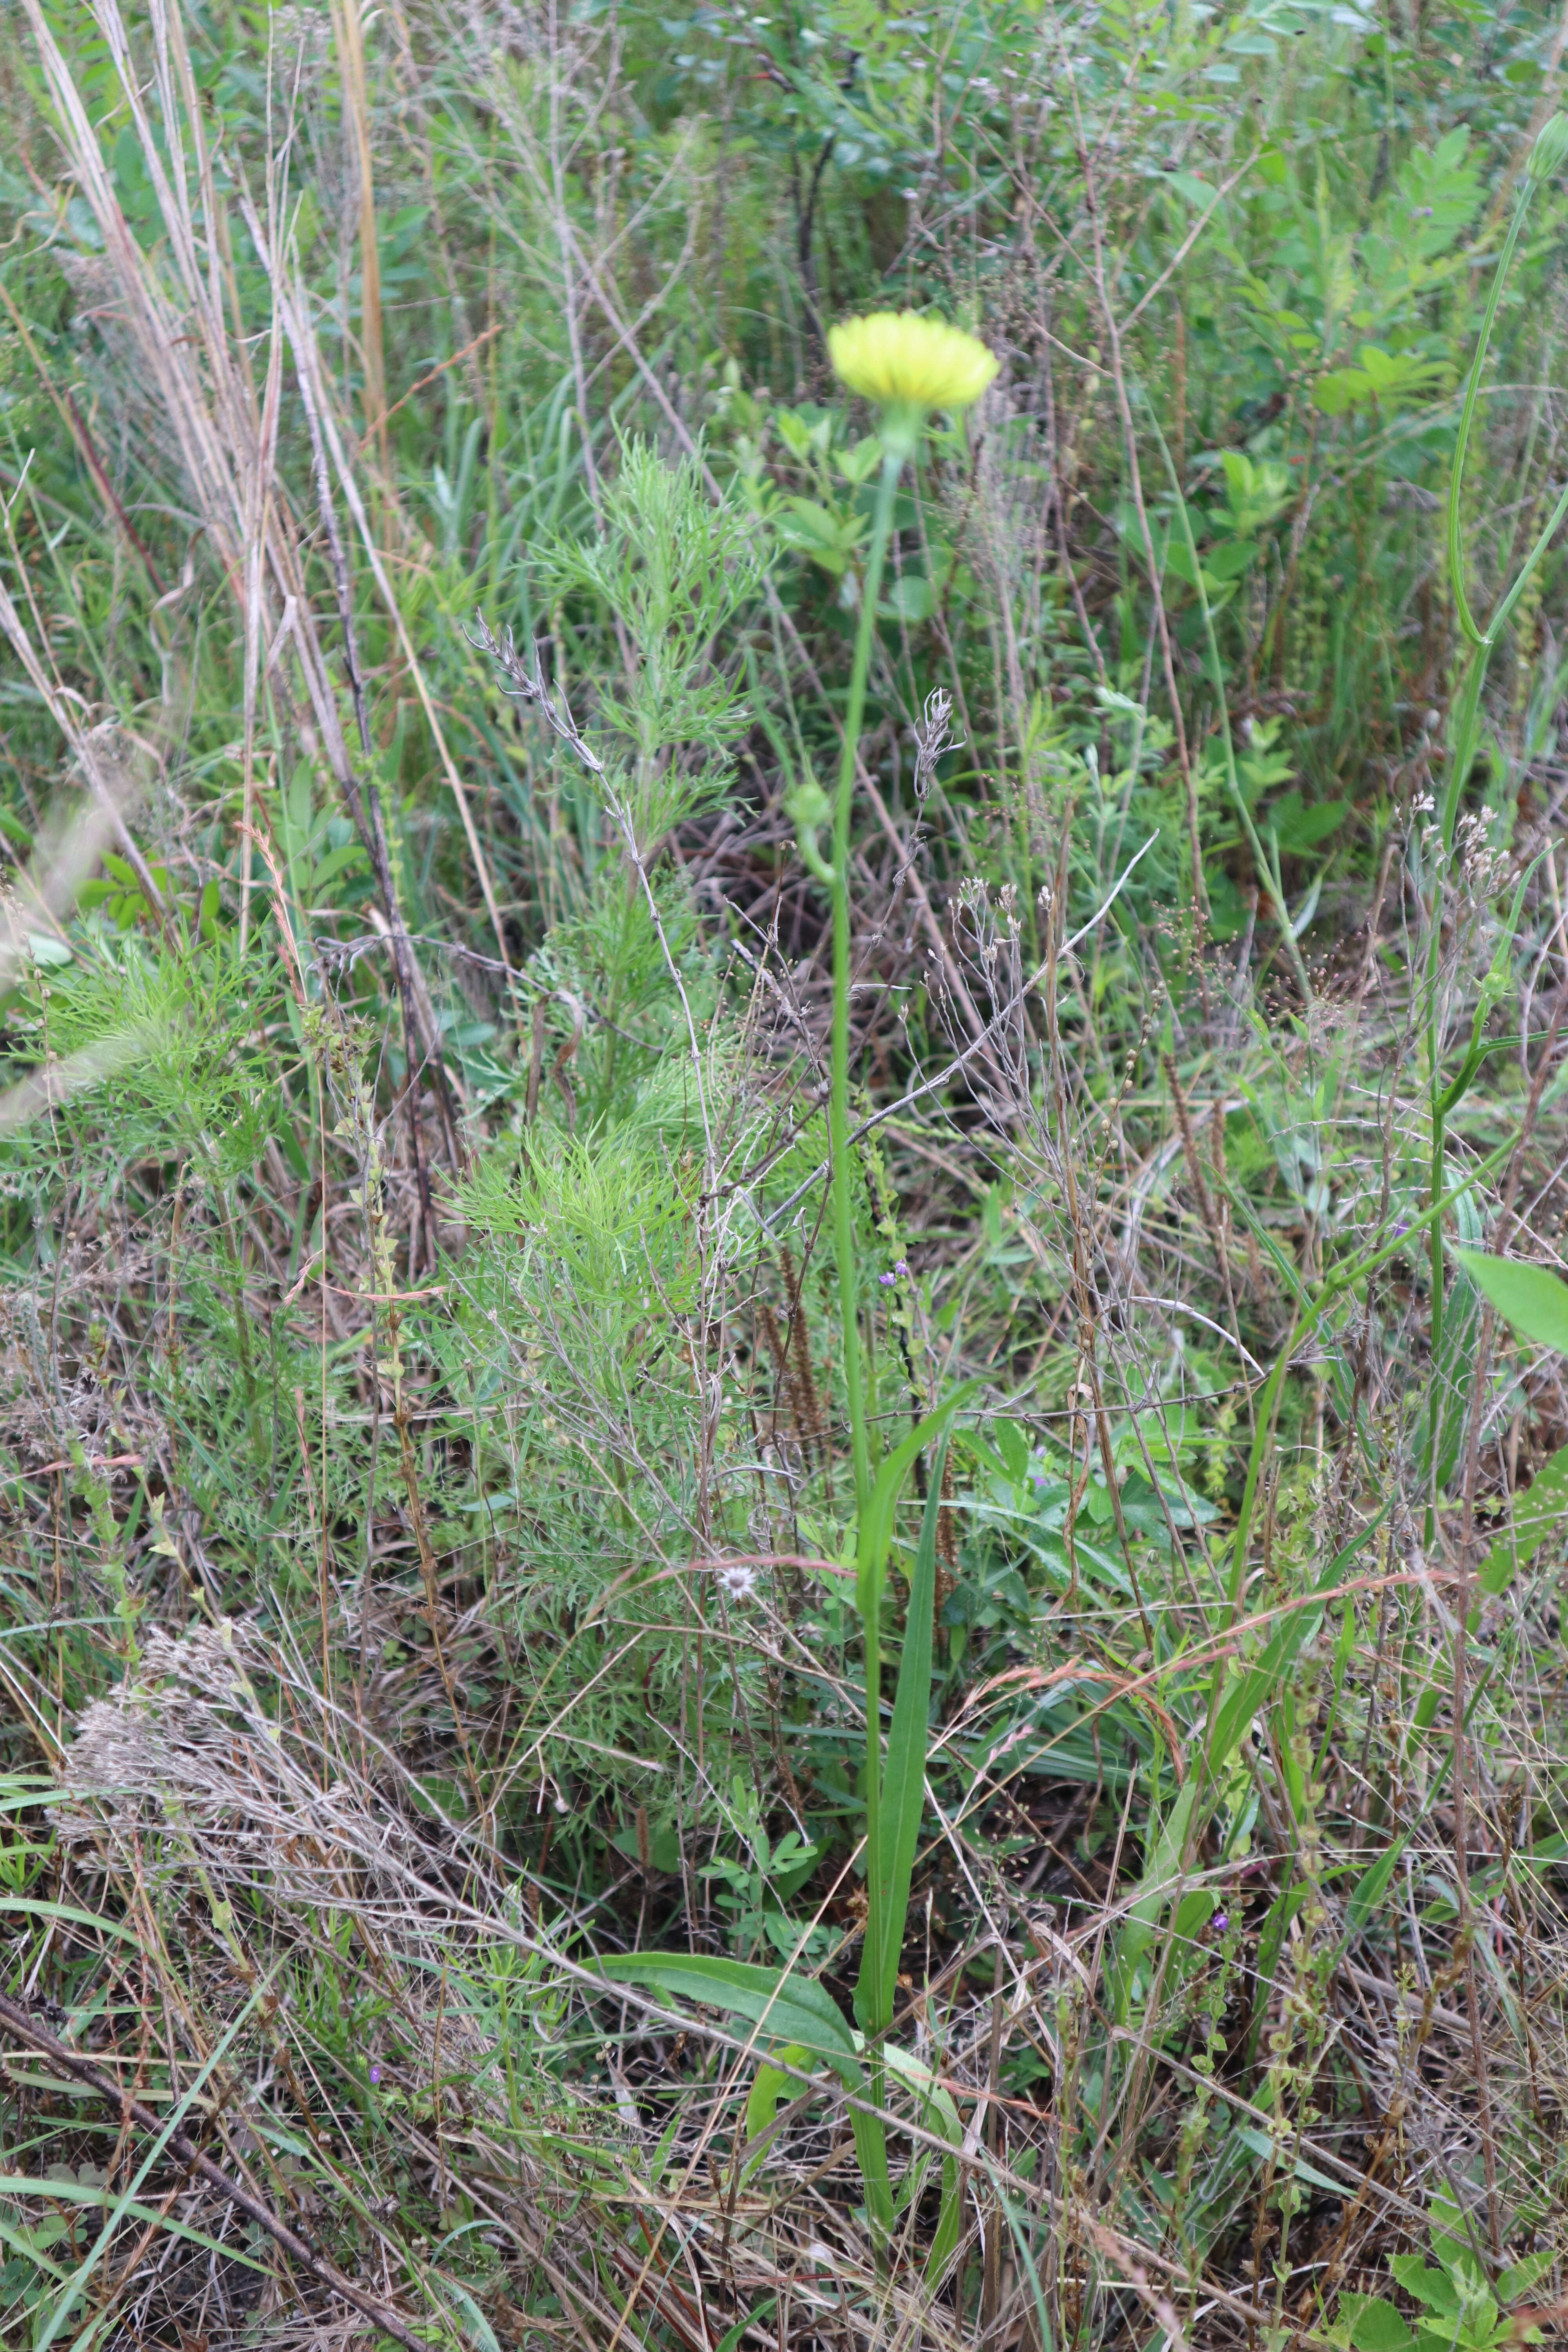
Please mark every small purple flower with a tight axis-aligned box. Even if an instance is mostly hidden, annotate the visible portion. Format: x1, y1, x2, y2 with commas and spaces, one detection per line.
369, 2066, 382, 2085
878, 1271, 897, 1287
1210, 1913, 1229, 1936
1417, 205, 1434, 217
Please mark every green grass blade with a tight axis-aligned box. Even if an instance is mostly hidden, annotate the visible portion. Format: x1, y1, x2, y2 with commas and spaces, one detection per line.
858, 1431, 949, 2039
855, 1389, 969, 1625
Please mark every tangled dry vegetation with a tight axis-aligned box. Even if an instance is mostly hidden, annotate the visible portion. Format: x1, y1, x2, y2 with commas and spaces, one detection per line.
2, 0, 1568, 2346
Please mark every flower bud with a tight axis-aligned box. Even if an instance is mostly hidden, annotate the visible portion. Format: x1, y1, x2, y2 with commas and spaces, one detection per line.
1526, 113, 1568, 183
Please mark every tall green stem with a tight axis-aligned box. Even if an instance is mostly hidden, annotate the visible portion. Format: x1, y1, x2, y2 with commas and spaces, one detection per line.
829, 448, 901, 2072
831, 448, 902, 1534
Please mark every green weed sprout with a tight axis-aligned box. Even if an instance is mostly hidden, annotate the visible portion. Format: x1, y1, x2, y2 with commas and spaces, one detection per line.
1330, 2189, 1550, 2350
609, 319, 994, 2272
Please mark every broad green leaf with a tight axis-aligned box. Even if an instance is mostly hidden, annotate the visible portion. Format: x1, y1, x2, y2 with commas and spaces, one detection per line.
1429, 2186, 1483, 2281
0, 2211, 70, 2282
1169, 170, 1220, 209
599, 1955, 893, 2238
774, 496, 864, 576
879, 574, 936, 624
1268, 789, 1347, 853
599, 1953, 860, 2082
1314, 367, 1368, 416
1203, 537, 1258, 582
1454, 1249, 1568, 1354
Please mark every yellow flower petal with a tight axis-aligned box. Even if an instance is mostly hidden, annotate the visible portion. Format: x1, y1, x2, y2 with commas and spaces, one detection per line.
828, 310, 998, 414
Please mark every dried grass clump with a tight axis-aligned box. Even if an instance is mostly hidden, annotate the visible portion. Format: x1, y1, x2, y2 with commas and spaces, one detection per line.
57, 1622, 456, 1918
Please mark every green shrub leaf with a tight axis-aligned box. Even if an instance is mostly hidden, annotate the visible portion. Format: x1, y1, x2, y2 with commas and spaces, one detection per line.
1454, 1248, 1568, 1354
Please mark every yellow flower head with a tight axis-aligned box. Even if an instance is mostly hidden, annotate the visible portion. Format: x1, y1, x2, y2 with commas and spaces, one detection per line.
828, 310, 998, 422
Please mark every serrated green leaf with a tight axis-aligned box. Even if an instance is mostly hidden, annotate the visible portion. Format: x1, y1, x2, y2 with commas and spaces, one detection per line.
1338, 2292, 1416, 2352
1389, 2257, 1459, 2314
1499, 2250, 1553, 2304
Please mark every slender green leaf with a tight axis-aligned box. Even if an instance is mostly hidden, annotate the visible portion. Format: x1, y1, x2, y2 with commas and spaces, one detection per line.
717, 2303, 778, 2352
1232, 2129, 1352, 2197
1110, 1780, 1197, 2021
858, 1434, 949, 2037
42, 1986, 269, 2352
855, 1389, 971, 1623
0, 2178, 267, 2276
1345, 1838, 1406, 1938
